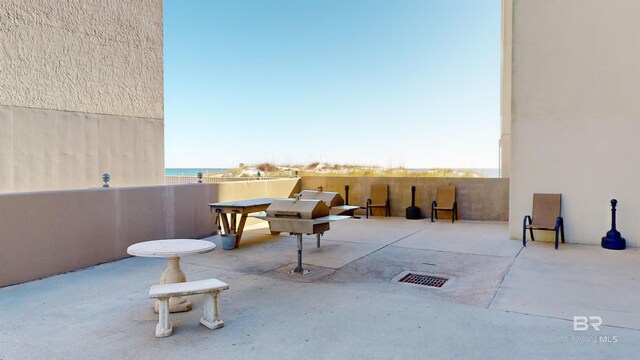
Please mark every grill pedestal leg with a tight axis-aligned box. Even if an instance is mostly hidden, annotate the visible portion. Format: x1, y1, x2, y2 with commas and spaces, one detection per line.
290, 234, 310, 275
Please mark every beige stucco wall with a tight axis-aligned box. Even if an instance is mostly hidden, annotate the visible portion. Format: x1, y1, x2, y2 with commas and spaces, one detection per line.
301, 176, 509, 221
0, 0, 163, 118
0, 106, 164, 191
500, 0, 512, 178
0, 179, 300, 287
0, 0, 164, 192
509, 0, 640, 246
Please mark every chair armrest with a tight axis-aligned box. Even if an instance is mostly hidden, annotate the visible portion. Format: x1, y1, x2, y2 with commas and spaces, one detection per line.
523, 215, 532, 226
555, 216, 563, 228
367, 198, 372, 205
431, 200, 437, 208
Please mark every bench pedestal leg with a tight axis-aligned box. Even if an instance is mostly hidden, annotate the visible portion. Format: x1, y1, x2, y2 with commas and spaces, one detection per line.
200, 291, 224, 330
155, 297, 173, 338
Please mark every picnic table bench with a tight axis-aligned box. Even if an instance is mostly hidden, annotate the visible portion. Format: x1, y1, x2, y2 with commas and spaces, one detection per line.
149, 278, 229, 338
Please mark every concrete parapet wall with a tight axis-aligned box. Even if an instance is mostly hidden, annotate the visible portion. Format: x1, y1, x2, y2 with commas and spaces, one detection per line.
300, 176, 509, 221
0, 179, 300, 287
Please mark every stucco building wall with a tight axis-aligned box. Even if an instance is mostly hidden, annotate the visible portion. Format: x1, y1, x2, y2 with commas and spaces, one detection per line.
0, 0, 164, 192
500, 0, 512, 178
508, 0, 640, 246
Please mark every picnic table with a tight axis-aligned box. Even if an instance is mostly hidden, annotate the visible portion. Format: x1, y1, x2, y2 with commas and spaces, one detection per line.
127, 239, 216, 313
208, 198, 275, 247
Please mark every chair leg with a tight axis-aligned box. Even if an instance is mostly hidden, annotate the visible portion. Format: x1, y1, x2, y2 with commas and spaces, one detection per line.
452, 202, 457, 223
522, 218, 527, 247
554, 228, 559, 250
366, 204, 369, 219
523, 216, 535, 247
560, 219, 565, 243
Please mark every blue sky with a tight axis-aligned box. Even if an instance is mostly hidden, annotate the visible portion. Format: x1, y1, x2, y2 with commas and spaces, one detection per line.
164, 0, 501, 169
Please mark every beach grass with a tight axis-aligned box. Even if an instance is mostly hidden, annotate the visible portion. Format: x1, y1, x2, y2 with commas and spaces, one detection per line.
217, 163, 481, 178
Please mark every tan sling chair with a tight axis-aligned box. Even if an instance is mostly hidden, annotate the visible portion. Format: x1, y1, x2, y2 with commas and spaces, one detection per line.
431, 185, 458, 223
366, 184, 390, 218
523, 193, 565, 249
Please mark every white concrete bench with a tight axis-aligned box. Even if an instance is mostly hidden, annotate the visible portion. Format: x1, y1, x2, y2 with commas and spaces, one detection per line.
149, 278, 229, 338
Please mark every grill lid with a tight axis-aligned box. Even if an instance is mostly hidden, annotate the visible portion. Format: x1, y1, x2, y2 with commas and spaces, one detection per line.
266, 199, 330, 219
298, 190, 345, 208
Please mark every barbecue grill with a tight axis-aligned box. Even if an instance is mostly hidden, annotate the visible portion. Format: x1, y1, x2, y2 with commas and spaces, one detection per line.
298, 189, 360, 216
254, 198, 349, 275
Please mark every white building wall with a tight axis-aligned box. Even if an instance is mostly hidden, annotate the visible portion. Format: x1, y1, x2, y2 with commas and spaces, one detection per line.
0, 0, 163, 192
509, 0, 640, 246
499, 0, 512, 178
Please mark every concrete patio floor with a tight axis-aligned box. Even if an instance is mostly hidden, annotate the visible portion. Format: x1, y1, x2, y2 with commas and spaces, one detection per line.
1, 218, 639, 359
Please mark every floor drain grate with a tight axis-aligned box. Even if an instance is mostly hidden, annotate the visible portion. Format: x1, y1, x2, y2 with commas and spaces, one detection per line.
398, 273, 448, 288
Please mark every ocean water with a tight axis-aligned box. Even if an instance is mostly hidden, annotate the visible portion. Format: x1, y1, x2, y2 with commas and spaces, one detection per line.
165, 168, 228, 176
